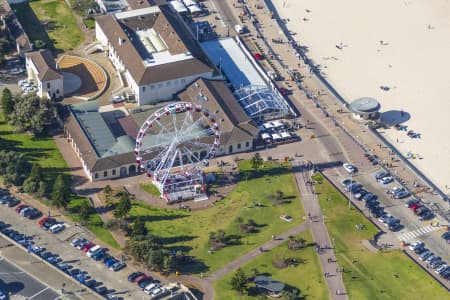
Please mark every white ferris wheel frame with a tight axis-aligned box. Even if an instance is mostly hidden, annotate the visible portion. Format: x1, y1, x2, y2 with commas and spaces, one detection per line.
134, 102, 221, 198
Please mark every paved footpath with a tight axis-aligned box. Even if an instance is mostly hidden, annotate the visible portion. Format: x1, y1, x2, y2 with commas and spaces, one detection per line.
292, 162, 348, 299
206, 222, 310, 282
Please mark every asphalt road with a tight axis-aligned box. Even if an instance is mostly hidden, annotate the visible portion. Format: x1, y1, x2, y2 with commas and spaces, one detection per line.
0, 258, 60, 300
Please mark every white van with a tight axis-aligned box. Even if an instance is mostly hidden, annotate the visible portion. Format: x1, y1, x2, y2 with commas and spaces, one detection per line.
234, 24, 246, 34
87, 245, 101, 257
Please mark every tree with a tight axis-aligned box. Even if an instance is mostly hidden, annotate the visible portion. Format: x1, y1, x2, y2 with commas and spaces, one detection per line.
132, 216, 148, 237
0, 150, 31, 185
230, 268, 247, 294
113, 193, 132, 220
37, 180, 48, 197
282, 289, 299, 300
34, 39, 46, 49
51, 175, 69, 208
9, 93, 56, 135
23, 164, 43, 193
103, 185, 113, 206
250, 152, 263, 172
1, 88, 14, 118
79, 201, 92, 225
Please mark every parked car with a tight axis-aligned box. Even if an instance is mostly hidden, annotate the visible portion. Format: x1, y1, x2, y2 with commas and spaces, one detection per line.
419, 251, 433, 261
42, 218, 58, 230
31, 246, 45, 254
138, 277, 153, 289
341, 178, 356, 187
405, 199, 420, 208
77, 240, 91, 250
378, 176, 394, 184
343, 163, 357, 173
82, 243, 95, 253
134, 274, 150, 284
145, 283, 161, 294
394, 190, 410, 199
15, 204, 28, 213
71, 237, 85, 247
374, 170, 390, 180
87, 245, 102, 258
353, 189, 367, 200
105, 257, 119, 268
419, 210, 434, 221
110, 261, 126, 272
112, 95, 125, 103
128, 271, 144, 282
92, 249, 107, 261
49, 223, 65, 234
94, 286, 108, 295
5, 198, 20, 207
435, 264, 448, 275
408, 241, 424, 251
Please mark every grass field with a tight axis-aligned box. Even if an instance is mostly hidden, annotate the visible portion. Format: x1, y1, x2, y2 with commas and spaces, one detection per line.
312, 173, 448, 300
12, 0, 84, 51
0, 114, 119, 249
214, 230, 330, 300
129, 160, 304, 275
139, 182, 161, 197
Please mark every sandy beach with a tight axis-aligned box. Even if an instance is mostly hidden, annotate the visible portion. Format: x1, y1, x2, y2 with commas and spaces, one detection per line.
271, 0, 450, 192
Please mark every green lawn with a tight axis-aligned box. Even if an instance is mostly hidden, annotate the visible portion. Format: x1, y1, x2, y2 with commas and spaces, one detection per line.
0, 114, 119, 249
139, 182, 161, 197
12, 0, 84, 51
214, 230, 330, 300
312, 173, 448, 300
129, 160, 304, 275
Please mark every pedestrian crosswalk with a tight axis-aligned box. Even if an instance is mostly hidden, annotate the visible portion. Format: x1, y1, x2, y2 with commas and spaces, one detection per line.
397, 225, 440, 241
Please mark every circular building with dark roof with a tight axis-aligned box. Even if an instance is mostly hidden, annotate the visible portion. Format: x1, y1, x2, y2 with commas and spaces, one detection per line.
349, 97, 380, 120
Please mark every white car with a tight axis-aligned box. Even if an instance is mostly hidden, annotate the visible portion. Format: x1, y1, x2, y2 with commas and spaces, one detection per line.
379, 176, 393, 185
112, 95, 125, 103
435, 264, 448, 274
49, 223, 65, 233
343, 163, 357, 173
144, 283, 160, 295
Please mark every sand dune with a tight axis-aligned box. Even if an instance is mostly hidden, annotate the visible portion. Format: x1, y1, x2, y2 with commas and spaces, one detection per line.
272, 0, 450, 191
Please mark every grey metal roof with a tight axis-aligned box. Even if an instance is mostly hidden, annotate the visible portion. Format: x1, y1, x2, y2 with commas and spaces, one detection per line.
349, 97, 381, 114
70, 101, 134, 158
254, 275, 285, 293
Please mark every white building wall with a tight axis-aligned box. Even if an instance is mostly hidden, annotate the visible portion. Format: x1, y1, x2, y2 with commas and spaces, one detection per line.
41, 78, 64, 100
95, 22, 109, 46
137, 72, 214, 105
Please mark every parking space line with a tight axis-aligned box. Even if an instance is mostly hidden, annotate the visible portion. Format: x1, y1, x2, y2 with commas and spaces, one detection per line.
28, 287, 49, 299
53, 296, 63, 300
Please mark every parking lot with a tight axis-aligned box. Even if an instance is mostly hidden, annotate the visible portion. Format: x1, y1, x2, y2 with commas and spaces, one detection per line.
326, 161, 450, 287
0, 196, 145, 299
0, 257, 60, 300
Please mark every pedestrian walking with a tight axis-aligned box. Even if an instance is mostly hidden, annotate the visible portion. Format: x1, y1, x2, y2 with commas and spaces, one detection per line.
336, 267, 339, 273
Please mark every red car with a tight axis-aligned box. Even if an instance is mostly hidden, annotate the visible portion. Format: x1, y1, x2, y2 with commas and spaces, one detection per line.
15, 204, 28, 213
133, 274, 148, 283
38, 217, 49, 227
82, 243, 95, 253
410, 203, 422, 212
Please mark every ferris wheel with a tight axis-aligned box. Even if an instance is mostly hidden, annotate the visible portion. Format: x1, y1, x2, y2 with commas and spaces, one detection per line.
135, 102, 221, 201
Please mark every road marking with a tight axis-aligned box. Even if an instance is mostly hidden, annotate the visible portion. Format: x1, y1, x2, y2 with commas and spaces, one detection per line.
397, 225, 440, 241
29, 287, 49, 299
53, 296, 63, 300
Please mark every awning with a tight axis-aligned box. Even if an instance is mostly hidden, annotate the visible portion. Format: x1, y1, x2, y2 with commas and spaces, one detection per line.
272, 120, 284, 128
280, 132, 291, 138
188, 4, 202, 13
183, 0, 198, 6
261, 133, 271, 139
263, 122, 274, 129
272, 133, 282, 140
169, 1, 188, 13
